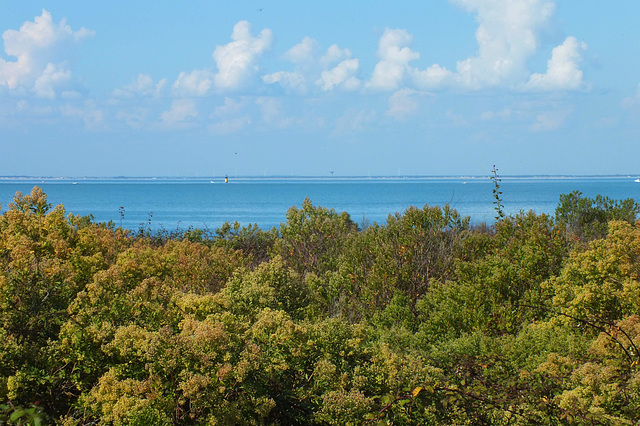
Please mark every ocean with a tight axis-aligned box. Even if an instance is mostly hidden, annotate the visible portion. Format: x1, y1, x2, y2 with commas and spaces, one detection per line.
1, 176, 639, 231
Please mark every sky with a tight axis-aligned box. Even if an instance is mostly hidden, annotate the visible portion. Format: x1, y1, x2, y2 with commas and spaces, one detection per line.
1, 1, 639, 177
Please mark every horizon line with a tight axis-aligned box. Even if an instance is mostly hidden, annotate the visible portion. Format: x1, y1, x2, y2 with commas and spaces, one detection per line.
1, 174, 639, 180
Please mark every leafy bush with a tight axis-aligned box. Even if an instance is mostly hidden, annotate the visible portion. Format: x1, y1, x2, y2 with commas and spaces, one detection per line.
2, 186, 640, 424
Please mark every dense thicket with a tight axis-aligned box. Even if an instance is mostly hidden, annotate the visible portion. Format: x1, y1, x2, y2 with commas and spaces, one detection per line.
1, 187, 640, 425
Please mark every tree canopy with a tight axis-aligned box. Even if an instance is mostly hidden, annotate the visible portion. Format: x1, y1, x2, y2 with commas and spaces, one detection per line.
1, 187, 640, 425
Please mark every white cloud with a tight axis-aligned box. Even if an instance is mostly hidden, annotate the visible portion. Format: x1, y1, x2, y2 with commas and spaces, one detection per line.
316, 59, 360, 91
375, 0, 587, 92
213, 21, 273, 90
262, 71, 307, 92
283, 36, 319, 65
526, 37, 587, 91
321, 44, 352, 67
0, 10, 93, 98
264, 37, 360, 93
33, 62, 71, 99
160, 99, 198, 125
262, 38, 316, 93
449, 0, 556, 89
412, 64, 453, 90
366, 29, 419, 91
173, 69, 214, 96
113, 74, 167, 98
385, 89, 421, 119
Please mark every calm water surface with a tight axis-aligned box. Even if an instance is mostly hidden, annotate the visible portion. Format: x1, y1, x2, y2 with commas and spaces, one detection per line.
1, 177, 639, 231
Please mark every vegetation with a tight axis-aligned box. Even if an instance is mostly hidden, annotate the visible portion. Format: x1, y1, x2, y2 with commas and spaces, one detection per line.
1, 186, 640, 424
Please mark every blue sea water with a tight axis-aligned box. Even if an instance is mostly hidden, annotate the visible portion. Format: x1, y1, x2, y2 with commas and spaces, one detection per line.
1, 176, 639, 231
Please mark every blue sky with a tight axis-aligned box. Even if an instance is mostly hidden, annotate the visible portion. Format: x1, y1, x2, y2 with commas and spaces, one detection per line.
1, 1, 639, 177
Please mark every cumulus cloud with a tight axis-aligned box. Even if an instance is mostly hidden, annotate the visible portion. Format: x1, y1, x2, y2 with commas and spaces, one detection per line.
321, 44, 353, 68
448, 0, 556, 89
160, 99, 198, 125
262, 38, 314, 93
33, 62, 71, 99
213, 21, 273, 90
173, 69, 214, 96
372, 0, 587, 92
112, 74, 167, 98
262, 71, 307, 92
263, 37, 360, 93
283, 36, 319, 65
0, 10, 93, 98
411, 64, 453, 90
526, 36, 587, 91
366, 29, 419, 91
316, 59, 360, 91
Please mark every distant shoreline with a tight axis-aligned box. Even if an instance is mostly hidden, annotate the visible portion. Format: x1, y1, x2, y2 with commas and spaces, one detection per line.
1, 174, 639, 182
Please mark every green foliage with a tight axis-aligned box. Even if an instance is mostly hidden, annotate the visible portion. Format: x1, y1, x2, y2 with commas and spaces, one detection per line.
556, 190, 640, 242
3, 186, 640, 424
323, 204, 469, 320
276, 198, 358, 275
420, 211, 568, 339
214, 221, 278, 266
0, 403, 48, 425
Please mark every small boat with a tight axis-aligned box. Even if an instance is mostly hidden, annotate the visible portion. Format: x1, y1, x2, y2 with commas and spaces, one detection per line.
635, 179, 640, 183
